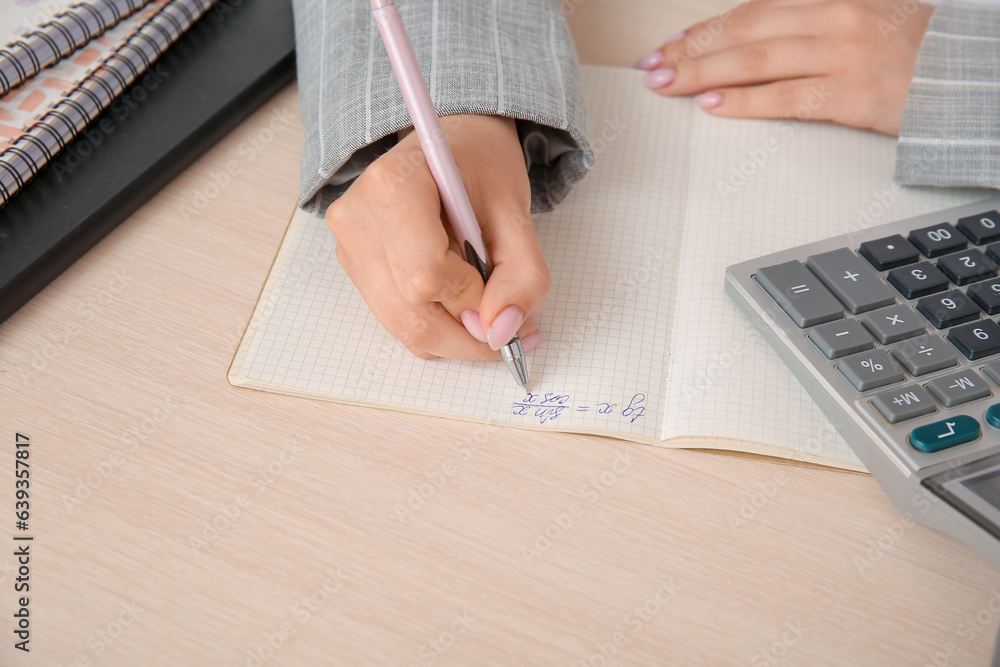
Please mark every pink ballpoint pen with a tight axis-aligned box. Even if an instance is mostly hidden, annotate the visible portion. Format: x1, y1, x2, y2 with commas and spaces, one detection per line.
370, 0, 531, 394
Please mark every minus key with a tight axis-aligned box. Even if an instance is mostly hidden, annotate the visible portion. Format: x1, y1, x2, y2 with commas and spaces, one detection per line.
810, 319, 874, 359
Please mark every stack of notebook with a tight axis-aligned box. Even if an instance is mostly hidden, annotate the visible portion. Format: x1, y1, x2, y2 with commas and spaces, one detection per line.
0, 0, 295, 323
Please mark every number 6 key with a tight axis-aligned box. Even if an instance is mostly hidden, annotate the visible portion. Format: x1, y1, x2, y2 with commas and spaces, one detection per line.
947, 319, 1000, 360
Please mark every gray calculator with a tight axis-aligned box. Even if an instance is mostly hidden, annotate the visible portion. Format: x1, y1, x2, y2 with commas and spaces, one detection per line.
726, 197, 1000, 569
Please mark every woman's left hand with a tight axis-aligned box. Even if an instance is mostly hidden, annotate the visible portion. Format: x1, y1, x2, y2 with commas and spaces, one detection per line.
635, 0, 934, 136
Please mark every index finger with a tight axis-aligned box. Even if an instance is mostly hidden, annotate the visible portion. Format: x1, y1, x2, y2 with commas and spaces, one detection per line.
656, 0, 825, 68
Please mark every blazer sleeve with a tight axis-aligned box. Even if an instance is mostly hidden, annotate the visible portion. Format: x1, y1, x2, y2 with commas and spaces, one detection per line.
291, 0, 594, 212
895, 2, 1000, 189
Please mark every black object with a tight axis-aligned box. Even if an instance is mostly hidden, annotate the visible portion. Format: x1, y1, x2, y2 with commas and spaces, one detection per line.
937, 249, 998, 286
915, 289, 981, 329
967, 278, 1000, 315
0, 0, 296, 324
948, 319, 1000, 360
956, 210, 1000, 245
858, 234, 920, 271
908, 222, 967, 258
886, 261, 950, 299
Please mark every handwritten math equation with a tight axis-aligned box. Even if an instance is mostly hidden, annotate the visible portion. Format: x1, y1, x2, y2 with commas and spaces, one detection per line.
512, 392, 646, 425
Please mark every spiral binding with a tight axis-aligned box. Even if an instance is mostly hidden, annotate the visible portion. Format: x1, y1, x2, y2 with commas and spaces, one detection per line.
0, 0, 155, 97
0, 0, 216, 209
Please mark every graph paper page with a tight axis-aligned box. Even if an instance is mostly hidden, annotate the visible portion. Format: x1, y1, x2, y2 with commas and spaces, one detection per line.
662, 111, 990, 466
230, 67, 690, 441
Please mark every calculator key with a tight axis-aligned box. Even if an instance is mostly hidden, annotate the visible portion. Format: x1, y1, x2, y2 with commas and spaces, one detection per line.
926, 370, 991, 407
986, 404, 1000, 429
806, 249, 896, 314
886, 262, 950, 299
967, 279, 1000, 315
837, 350, 905, 392
861, 304, 925, 344
871, 385, 937, 424
915, 290, 981, 329
957, 210, 1000, 244
937, 249, 997, 285
947, 320, 1000, 360
985, 243, 1000, 266
890, 334, 958, 376
909, 415, 980, 454
809, 319, 873, 359
983, 360, 1000, 388
909, 223, 967, 258
754, 261, 843, 328
858, 235, 920, 271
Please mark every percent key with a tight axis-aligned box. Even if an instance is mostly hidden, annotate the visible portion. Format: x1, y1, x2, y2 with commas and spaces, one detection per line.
838, 349, 906, 392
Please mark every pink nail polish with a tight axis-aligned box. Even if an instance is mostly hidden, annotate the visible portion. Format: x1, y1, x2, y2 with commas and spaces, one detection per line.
696, 91, 722, 109
460, 310, 487, 343
644, 68, 676, 90
634, 50, 663, 71
487, 306, 525, 351
662, 31, 686, 45
520, 331, 544, 353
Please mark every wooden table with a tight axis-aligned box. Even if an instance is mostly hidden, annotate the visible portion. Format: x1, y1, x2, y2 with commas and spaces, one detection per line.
3, 1, 998, 665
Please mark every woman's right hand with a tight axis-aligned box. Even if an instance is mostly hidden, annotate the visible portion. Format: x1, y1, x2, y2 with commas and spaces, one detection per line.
325, 113, 549, 360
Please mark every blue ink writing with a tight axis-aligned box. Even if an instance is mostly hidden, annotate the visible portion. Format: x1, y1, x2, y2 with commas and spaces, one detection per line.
512, 392, 646, 426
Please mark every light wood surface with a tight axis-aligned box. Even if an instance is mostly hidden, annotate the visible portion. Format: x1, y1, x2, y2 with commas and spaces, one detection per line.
2, 1, 999, 665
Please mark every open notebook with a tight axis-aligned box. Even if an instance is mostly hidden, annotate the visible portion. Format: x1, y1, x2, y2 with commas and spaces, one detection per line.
229, 65, 988, 471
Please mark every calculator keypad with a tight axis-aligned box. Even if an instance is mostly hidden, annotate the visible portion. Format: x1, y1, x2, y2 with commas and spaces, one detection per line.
909, 223, 966, 257
926, 370, 991, 407
890, 334, 958, 376
754, 261, 843, 327
887, 261, 950, 299
806, 249, 896, 314
909, 415, 981, 453
838, 349, 905, 391
957, 211, 1000, 244
861, 304, 924, 344
916, 290, 981, 329
871, 385, 937, 423
858, 235, 920, 271
809, 319, 873, 359
937, 249, 997, 285
947, 320, 1000, 360
754, 208, 1000, 457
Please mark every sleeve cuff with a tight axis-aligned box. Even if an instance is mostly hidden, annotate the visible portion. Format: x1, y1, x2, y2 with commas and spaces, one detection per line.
292, 0, 594, 213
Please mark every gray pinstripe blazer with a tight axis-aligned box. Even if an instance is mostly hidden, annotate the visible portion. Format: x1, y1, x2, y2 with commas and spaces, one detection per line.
291, 0, 593, 211
897, 2, 1000, 189
291, 1, 998, 210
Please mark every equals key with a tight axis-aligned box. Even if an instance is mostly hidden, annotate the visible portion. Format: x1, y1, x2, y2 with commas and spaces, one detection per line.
755, 261, 843, 328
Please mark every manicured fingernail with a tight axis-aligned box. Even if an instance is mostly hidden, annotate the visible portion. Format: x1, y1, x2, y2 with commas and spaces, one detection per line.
460, 310, 487, 343
487, 306, 524, 351
520, 331, 544, 352
662, 31, 686, 45
696, 91, 722, 109
634, 50, 663, 71
644, 68, 675, 90
528, 298, 549, 321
